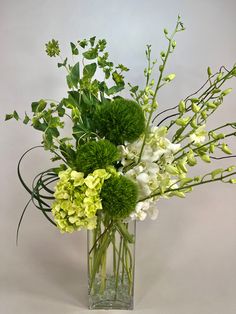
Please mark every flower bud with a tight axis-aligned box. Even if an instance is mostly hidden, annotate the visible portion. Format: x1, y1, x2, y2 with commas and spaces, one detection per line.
160, 51, 166, 58
187, 150, 197, 166
164, 73, 176, 82
165, 165, 179, 175
159, 65, 164, 72
175, 117, 190, 126
221, 88, 232, 96
216, 72, 223, 81
190, 119, 198, 129
207, 66, 212, 77
229, 179, 236, 184
191, 98, 199, 103
178, 100, 186, 113
164, 28, 168, 35
206, 102, 217, 109
209, 143, 215, 153
200, 154, 211, 163
191, 103, 200, 113
172, 40, 177, 48
221, 143, 232, 155
212, 88, 221, 94
201, 111, 207, 120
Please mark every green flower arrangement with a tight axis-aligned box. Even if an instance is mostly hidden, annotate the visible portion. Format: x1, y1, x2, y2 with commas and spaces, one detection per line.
5, 15, 236, 310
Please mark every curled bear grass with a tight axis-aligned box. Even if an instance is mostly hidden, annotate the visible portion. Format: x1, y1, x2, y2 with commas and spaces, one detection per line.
94, 98, 145, 145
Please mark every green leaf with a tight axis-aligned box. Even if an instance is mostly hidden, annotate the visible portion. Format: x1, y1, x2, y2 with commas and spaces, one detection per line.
106, 84, 124, 96
31, 100, 47, 113
83, 49, 98, 60
70, 61, 80, 88
89, 36, 96, 47
130, 85, 139, 93
57, 57, 68, 68
5, 110, 20, 121
83, 63, 97, 78
78, 39, 88, 48
23, 113, 30, 124
66, 74, 74, 89
112, 71, 124, 85
5, 114, 13, 121
57, 103, 65, 117
70, 42, 79, 55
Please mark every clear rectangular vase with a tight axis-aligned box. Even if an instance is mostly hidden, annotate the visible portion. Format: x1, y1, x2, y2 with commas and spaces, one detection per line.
87, 218, 136, 310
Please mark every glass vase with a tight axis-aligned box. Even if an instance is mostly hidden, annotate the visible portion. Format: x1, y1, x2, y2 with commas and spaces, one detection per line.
87, 217, 136, 310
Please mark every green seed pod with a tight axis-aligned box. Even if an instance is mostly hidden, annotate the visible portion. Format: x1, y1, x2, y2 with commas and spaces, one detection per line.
159, 65, 164, 72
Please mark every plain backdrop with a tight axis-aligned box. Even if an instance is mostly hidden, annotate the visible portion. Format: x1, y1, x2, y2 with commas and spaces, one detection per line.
0, 1, 236, 314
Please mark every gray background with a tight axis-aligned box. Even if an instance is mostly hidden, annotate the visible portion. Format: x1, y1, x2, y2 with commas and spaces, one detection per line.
0, 0, 236, 313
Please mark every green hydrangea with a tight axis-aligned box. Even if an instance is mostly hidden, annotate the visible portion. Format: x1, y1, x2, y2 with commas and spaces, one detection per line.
76, 139, 120, 175
52, 168, 111, 233
101, 175, 138, 219
94, 98, 146, 145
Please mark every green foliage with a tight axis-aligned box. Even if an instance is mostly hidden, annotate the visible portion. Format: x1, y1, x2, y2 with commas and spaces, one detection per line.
94, 98, 145, 145
101, 175, 138, 219
76, 139, 120, 175
5, 110, 19, 121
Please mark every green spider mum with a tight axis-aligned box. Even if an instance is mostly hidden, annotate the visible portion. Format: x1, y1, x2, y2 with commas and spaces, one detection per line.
94, 98, 145, 145
76, 139, 120, 175
101, 175, 138, 219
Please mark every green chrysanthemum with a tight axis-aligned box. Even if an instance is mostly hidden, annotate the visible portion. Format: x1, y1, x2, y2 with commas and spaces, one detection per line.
94, 98, 145, 145
51, 168, 111, 233
101, 175, 138, 219
76, 139, 120, 175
